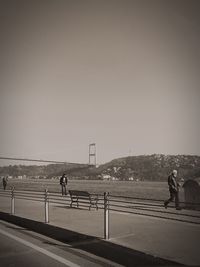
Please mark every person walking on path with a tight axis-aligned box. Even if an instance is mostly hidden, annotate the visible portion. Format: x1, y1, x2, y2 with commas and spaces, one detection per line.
60, 173, 68, 196
164, 170, 181, 210
2, 176, 8, 190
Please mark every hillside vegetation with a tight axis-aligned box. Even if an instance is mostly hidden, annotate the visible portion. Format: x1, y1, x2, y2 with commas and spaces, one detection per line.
0, 154, 200, 181
97, 154, 200, 181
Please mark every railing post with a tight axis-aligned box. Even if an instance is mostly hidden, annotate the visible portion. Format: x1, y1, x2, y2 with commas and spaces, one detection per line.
104, 192, 110, 240
11, 186, 15, 215
44, 189, 49, 223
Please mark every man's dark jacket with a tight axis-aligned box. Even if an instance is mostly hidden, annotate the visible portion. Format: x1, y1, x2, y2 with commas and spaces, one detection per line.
168, 174, 179, 192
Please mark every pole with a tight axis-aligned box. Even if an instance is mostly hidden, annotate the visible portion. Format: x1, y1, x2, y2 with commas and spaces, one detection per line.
104, 192, 110, 239
11, 186, 15, 215
44, 189, 49, 223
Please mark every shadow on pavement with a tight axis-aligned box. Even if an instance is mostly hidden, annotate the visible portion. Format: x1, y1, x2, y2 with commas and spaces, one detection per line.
0, 211, 183, 266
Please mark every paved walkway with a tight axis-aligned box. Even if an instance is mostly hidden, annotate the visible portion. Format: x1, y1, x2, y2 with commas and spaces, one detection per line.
0, 194, 200, 266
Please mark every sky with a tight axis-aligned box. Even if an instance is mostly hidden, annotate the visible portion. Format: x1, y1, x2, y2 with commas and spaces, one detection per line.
0, 0, 200, 165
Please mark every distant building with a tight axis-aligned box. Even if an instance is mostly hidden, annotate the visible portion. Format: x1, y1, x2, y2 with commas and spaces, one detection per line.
102, 174, 111, 180
111, 177, 119, 181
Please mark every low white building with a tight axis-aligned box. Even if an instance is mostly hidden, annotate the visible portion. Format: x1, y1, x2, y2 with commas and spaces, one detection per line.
102, 174, 111, 180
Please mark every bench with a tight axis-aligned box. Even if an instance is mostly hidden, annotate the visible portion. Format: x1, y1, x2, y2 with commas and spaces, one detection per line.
68, 190, 98, 210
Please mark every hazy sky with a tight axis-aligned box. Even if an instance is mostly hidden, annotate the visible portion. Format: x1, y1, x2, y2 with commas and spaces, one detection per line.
0, 0, 200, 165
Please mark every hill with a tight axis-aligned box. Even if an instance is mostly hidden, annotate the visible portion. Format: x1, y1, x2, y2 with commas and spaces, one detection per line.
0, 154, 200, 181
96, 154, 200, 181
0, 163, 90, 179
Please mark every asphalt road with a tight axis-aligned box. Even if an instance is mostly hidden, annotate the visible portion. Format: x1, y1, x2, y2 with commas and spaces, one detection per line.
0, 220, 122, 267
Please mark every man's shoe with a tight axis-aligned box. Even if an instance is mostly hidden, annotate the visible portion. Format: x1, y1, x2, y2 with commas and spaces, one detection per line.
176, 207, 182, 210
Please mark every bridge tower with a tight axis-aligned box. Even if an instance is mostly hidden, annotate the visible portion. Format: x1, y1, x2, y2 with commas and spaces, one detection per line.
89, 143, 96, 166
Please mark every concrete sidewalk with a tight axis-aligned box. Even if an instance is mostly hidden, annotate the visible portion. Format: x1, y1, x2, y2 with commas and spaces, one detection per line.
0, 195, 200, 266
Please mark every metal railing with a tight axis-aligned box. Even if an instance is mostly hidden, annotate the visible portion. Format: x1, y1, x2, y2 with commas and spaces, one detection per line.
108, 194, 200, 226
0, 188, 200, 239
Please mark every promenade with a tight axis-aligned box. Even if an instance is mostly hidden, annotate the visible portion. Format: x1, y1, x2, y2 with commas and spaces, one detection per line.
0, 194, 200, 266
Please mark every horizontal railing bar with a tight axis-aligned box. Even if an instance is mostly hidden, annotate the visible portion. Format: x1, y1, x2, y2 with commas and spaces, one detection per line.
97, 198, 104, 202
68, 203, 103, 209
50, 198, 69, 202
14, 190, 44, 194
49, 191, 62, 194
70, 199, 99, 202
128, 203, 163, 209
70, 204, 97, 209
109, 203, 162, 210
15, 197, 44, 202
109, 194, 200, 206
48, 192, 68, 196
0, 189, 11, 191
70, 197, 98, 200
14, 194, 45, 198
181, 203, 200, 206
50, 191, 103, 196
128, 203, 200, 210
108, 198, 163, 207
109, 208, 200, 225
14, 189, 45, 194
49, 193, 66, 197
110, 194, 164, 202
109, 203, 200, 218
49, 196, 70, 200
0, 194, 11, 197
109, 202, 162, 209
49, 201, 71, 206
14, 195, 44, 200
110, 198, 200, 207
49, 199, 70, 203
49, 200, 99, 206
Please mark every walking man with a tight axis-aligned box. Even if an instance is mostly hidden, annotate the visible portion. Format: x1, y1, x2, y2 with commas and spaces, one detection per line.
60, 173, 68, 196
164, 170, 181, 210
2, 176, 8, 190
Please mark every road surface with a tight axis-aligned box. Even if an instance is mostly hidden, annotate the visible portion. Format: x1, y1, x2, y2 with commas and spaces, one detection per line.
0, 220, 122, 267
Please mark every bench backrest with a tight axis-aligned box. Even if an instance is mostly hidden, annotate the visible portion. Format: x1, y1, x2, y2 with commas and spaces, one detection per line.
69, 190, 90, 198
